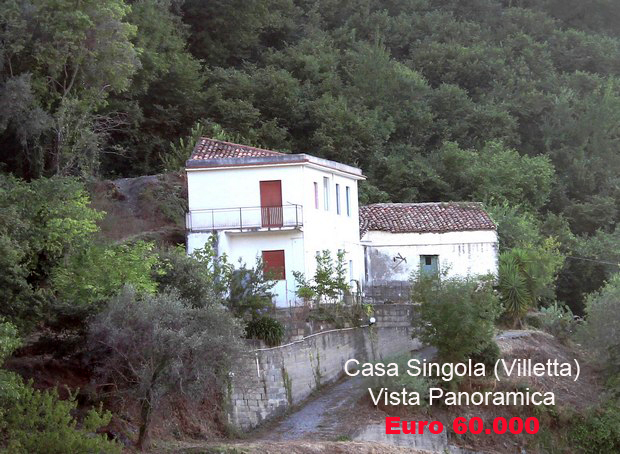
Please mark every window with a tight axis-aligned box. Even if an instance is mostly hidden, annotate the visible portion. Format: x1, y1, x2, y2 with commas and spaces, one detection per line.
262, 250, 285, 280
314, 182, 319, 209
323, 177, 330, 211
345, 186, 351, 216
336, 184, 341, 214
349, 260, 354, 282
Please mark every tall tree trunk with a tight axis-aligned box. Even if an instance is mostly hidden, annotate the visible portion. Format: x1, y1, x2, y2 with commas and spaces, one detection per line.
137, 390, 153, 451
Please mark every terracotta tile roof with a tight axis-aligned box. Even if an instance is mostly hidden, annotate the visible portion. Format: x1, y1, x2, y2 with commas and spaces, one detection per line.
360, 202, 496, 236
190, 137, 286, 160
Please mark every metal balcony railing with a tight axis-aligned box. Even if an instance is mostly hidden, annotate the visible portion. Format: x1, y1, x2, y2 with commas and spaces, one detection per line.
186, 204, 303, 232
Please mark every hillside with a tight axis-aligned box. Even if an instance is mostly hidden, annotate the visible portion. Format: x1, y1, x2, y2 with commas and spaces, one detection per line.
3, 1, 620, 313
89, 173, 187, 245
2, 1, 620, 452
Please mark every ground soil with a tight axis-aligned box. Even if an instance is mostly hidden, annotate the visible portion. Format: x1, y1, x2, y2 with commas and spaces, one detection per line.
89, 172, 186, 244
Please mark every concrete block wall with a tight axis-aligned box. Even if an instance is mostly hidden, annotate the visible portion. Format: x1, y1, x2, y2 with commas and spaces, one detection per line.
228, 304, 419, 429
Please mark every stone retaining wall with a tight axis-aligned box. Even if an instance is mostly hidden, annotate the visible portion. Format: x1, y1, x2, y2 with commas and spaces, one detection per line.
229, 304, 419, 429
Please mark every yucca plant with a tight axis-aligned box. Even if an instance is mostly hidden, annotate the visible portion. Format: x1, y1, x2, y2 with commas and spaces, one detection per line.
498, 249, 535, 326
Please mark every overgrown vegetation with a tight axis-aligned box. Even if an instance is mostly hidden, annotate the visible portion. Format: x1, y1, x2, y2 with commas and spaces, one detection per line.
0, 319, 120, 454
411, 274, 501, 366
3, 0, 620, 449
577, 274, 620, 378
89, 288, 244, 450
498, 240, 564, 326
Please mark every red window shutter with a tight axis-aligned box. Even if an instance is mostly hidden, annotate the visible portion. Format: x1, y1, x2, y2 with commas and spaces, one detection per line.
262, 250, 286, 280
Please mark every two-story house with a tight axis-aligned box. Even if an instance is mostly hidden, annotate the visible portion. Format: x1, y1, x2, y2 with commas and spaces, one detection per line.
185, 138, 366, 307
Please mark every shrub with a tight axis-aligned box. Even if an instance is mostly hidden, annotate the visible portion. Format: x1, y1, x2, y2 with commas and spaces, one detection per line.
52, 241, 159, 308
1, 387, 119, 454
155, 243, 232, 307
228, 258, 276, 318
469, 340, 501, 370
89, 288, 244, 450
577, 274, 620, 375
0, 176, 103, 328
539, 303, 576, 342
570, 404, 620, 453
412, 275, 501, 364
0, 319, 118, 453
245, 316, 285, 347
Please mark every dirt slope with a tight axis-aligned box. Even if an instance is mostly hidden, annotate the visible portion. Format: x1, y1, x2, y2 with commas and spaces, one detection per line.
89, 172, 187, 245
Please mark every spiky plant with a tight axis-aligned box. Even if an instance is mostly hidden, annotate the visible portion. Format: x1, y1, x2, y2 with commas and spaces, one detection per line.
498, 250, 533, 326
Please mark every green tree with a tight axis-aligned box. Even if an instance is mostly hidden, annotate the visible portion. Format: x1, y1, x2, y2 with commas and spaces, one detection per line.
411, 275, 501, 364
155, 238, 233, 308
89, 288, 244, 450
51, 241, 159, 307
294, 250, 350, 305
0, 0, 139, 177
0, 176, 102, 326
577, 274, 620, 375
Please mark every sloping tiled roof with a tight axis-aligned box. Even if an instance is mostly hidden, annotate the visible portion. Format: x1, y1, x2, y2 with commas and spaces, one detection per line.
359, 203, 496, 236
190, 138, 286, 160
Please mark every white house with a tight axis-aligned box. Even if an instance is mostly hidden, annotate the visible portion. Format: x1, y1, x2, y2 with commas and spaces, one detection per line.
185, 138, 366, 307
360, 203, 498, 286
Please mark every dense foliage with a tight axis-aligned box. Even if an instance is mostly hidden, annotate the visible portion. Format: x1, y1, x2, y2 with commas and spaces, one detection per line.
4, 0, 620, 311
0, 320, 119, 454
498, 241, 563, 325
411, 275, 501, 365
89, 288, 244, 449
245, 315, 285, 347
3, 0, 620, 448
577, 274, 620, 377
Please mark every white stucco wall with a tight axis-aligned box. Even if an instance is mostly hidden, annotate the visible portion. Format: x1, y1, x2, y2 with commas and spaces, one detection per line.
362, 229, 499, 284
186, 161, 365, 307
301, 166, 365, 287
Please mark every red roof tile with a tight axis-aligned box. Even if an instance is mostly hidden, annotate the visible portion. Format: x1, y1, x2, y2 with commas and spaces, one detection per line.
190, 138, 286, 160
360, 203, 496, 236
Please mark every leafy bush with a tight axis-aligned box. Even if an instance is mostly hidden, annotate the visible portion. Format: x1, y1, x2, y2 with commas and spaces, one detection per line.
1, 387, 119, 454
411, 275, 501, 364
245, 316, 285, 347
158, 244, 275, 317
539, 303, 576, 342
155, 242, 232, 307
469, 341, 501, 370
89, 288, 244, 449
577, 274, 620, 375
52, 241, 159, 307
0, 319, 118, 453
228, 258, 276, 318
0, 176, 103, 328
570, 404, 620, 453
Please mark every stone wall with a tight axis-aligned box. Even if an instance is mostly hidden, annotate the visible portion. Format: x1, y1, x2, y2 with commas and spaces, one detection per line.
228, 304, 419, 429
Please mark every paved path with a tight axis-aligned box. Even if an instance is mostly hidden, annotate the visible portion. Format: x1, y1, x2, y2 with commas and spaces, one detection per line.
261, 346, 436, 441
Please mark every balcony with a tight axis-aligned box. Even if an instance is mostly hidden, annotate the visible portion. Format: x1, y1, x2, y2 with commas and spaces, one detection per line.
186, 204, 303, 232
